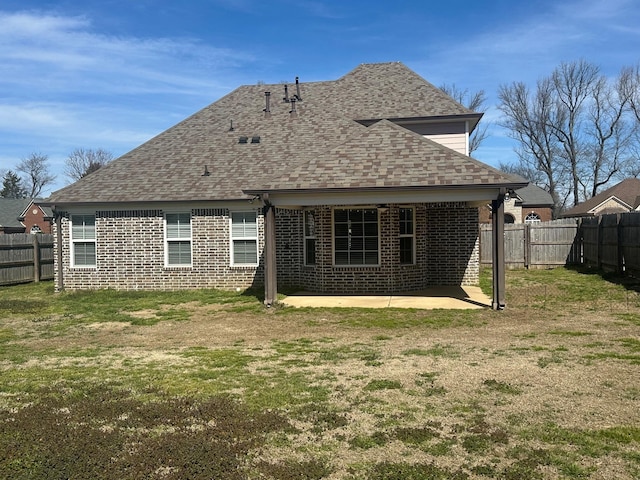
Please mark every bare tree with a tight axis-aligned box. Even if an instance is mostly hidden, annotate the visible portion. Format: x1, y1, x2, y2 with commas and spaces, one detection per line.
499, 60, 635, 212
439, 83, 489, 154
65, 148, 114, 181
581, 73, 633, 198
548, 60, 600, 206
498, 79, 568, 216
17, 153, 56, 198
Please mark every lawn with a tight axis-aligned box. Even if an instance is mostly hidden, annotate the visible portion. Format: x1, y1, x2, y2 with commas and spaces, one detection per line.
1, 267, 639, 479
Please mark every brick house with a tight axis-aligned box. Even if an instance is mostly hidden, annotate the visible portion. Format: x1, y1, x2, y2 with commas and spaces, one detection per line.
45, 62, 525, 308
0, 198, 53, 234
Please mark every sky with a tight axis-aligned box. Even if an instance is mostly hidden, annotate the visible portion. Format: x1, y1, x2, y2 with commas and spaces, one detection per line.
1, 0, 639, 197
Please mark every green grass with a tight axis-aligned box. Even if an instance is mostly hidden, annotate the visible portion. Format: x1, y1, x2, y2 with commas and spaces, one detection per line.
1, 267, 639, 479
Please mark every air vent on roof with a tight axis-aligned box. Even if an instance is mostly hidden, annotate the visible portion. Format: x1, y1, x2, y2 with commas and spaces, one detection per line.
202, 165, 211, 176
229, 120, 234, 131
294, 76, 302, 101
239, 136, 248, 144
263, 91, 271, 115
283, 84, 290, 103
290, 97, 297, 115
251, 136, 261, 144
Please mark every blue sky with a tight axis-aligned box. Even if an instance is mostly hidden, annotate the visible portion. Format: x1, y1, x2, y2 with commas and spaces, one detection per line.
1, 0, 639, 196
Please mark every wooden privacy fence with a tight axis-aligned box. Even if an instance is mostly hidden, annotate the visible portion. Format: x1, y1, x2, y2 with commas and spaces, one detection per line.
480, 219, 582, 269
0, 234, 54, 286
581, 213, 640, 277
481, 214, 640, 275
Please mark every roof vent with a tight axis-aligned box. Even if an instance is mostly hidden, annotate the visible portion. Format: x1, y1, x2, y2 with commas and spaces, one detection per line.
294, 76, 302, 101
283, 84, 290, 103
263, 91, 271, 115
239, 136, 248, 144
251, 136, 261, 144
289, 97, 297, 116
229, 120, 234, 131
202, 165, 211, 176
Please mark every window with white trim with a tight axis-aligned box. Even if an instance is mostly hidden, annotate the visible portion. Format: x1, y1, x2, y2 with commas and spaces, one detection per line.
399, 207, 415, 264
304, 210, 316, 266
333, 208, 379, 265
525, 212, 541, 224
71, 214, 96, 267
231, 211, 258, 265
165, 213, 192, 266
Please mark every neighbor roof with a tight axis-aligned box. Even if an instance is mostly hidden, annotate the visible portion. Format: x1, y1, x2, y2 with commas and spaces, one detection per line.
0, 198, 31, 228
47, 62, 522, 205
514, 184, 554, 206
561, 178, 640, 217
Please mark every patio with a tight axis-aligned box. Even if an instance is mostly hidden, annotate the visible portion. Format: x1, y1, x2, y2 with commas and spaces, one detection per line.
282, 286, 491, 309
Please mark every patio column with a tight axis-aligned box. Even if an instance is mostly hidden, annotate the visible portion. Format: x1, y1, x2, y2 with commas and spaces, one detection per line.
491, 189, 506, 310
263, 196, 277, 307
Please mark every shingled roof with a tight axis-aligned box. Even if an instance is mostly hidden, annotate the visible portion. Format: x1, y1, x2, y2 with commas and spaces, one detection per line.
561, 178, 640, 217
47, 62, 522, 204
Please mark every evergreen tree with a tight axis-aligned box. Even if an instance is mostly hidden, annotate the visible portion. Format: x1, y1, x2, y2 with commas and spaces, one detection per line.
0, 170, 27, 198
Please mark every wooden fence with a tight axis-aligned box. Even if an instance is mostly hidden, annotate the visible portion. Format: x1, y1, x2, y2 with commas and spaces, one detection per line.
581, 213, 640, 276
481, 214, 640, 275
480, 219, 582, 269
0, 234, 54, 286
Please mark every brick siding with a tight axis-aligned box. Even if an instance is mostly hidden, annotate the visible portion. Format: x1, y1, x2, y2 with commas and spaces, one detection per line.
55, 203, 479, 293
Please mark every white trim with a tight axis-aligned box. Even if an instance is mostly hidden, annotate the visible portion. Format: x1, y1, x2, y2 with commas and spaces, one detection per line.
164, 212, 192, 267
230, 210, 259, 267
399, 206, 416, 265
588, 195, 632, 214
303, 210, 316, 266
70, 214, 96, 268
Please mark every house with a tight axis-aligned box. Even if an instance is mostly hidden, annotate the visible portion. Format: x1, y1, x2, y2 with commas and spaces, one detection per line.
561, 178, 640, 218
480, 183, 554, 224
44, 62, 526, 308
0, 198, 53, 235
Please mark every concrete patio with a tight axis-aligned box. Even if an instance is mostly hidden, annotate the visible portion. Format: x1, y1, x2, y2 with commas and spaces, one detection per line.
282, 286, 491, 309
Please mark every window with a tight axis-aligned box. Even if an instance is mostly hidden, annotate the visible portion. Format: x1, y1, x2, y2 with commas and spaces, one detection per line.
231, 211, 258, 265
504, 213, 516, 224
525, 212, 541, 224
165, 213, 192, 266
334, 208, 379, 265
399, 207, 415, 264
71, 214, 96, 267
304, 210, 316, 266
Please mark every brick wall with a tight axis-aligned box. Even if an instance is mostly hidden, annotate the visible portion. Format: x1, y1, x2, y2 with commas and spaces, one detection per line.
57, 208, 264, 291
55, 203, 479, 293
277, 202, 479, 294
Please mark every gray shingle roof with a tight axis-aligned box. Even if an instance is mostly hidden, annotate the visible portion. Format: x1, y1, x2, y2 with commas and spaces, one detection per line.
47, 62, 521, 204
0, 198, 30, 228
561, 178, 640, 217
515, 184, 554, 206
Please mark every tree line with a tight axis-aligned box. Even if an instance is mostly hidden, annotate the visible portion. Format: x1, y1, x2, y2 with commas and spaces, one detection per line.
0, 148, 113, 199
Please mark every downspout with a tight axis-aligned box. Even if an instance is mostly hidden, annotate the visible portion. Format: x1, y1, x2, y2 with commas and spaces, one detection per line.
262, 194, 278, 307
54, 209, 64, 292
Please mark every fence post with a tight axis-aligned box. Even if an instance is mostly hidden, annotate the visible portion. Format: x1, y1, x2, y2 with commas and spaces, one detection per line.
32, 234, 41, 283
617, 214, 624, 275
597, 216, 603, 270
524, 223, 531, 269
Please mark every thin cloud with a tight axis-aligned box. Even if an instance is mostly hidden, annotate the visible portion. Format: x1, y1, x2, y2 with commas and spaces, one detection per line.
0, 10, 252, 97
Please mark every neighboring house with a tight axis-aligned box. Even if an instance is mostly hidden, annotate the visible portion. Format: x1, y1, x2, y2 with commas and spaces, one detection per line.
480, 183, 554, 224
0, 198, 53, 235
561, 178, 640, 218
44, 62, 525, 307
